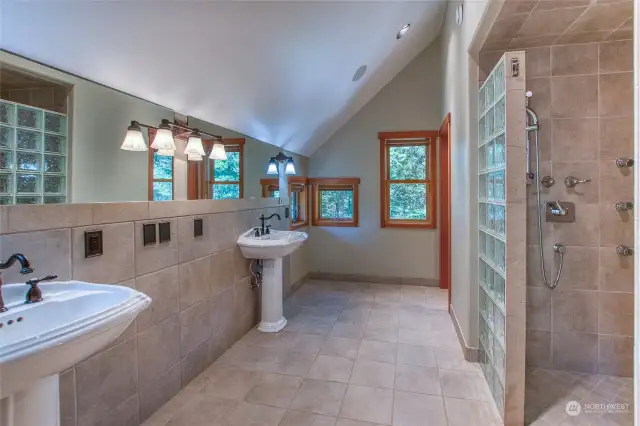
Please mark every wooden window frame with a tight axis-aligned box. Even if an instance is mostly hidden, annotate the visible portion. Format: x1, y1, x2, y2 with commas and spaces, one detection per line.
198, 138, 245, 200
310, 178, 360, 227
260, 178, 279, 197
260, 177, 309, 229
289, 176, 308, 229
379, 131, 437, 229
148, 128, 175, 201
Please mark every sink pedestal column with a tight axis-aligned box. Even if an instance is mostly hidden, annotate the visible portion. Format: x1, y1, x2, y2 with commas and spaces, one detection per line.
0, 375, 59, 426
258, 258, 287, 333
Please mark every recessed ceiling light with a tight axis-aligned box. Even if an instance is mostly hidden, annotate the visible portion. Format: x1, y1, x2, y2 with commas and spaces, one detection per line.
352, 65, 367, 82
396, 24, 410, 39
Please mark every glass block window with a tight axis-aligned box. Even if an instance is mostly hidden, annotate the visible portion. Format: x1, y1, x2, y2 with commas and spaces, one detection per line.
478, 57, 507, 417
0, 100, 68, 204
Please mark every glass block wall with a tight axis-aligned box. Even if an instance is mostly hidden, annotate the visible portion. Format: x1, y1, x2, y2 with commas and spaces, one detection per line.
0, 100, 67, 204
478, 57, 507, 417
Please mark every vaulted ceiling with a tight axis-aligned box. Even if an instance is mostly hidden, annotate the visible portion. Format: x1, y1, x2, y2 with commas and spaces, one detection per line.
0, 1, 446, 156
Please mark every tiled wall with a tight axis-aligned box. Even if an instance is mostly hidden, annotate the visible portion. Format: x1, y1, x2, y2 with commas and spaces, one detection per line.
480, 40, 636, 377
0, 198, 287, 426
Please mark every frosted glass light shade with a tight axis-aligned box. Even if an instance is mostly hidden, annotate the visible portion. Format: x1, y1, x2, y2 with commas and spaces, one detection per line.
266, 159, 278, 175
184, 133, 206, 156
209, 142, 227, 160
156, 148, 175, 157
187, 154, 203, 161
150, 128, 176, 151
284, 159, 296, 175
121, 128, 147, 151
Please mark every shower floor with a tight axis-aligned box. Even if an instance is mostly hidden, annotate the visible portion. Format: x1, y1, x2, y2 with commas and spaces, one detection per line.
525, 368, 633, 426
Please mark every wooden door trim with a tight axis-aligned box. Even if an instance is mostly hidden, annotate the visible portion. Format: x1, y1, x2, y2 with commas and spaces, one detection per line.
439, 113, 452, 312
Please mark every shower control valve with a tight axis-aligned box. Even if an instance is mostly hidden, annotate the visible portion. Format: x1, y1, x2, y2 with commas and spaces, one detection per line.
616, 245, 633, 256
540, 176, 555, 188
616, 158, 634, 168
615, 201, 634, 212
564, 176, 591, 188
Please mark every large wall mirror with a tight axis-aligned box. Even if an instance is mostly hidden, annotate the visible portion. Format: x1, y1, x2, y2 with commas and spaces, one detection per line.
0, 54, 307, 204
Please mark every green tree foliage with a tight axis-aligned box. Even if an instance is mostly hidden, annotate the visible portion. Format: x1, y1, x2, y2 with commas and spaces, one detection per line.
213, 184, 240, 200
320, 190, 353, 219
388, 145, 428, 220
214, 152, 240, 181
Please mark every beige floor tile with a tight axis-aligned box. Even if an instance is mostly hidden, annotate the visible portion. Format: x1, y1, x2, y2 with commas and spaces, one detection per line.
331, 322, 365, 339
435, 347, 478, 372
200, 367, 262, 400
397, 344, 437, 367
350, 359, 395, 389
394, 364, 441, 395
290, 379, 347, 416
292, 333, 328, 353
368, 310, 399, 328
299, 318, 337, 335
339, 308, 372, 324
220, 401, 285, 426
321, 337, 362, 359
363, 325, 399, 343
439, 369, 491, 401
444, 397, 502, 426
279, 410, 337, 426
252, 331, 296, 349
165, 394, 238, 426
271, 350, 318, 376
245, 373, 302, 408
398, 328, 430, 346
307, 355, 355, 383
392, 391, 447, 426
337, 419, 385, 426
340, 385, 394, 425
357, 340, 397, 364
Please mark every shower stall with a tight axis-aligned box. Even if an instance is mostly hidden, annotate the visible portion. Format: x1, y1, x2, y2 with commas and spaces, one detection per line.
478, 41, 634, 426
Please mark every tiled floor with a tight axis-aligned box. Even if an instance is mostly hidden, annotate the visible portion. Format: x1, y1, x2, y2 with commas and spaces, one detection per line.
525, 368, 633, 426
142, 280, 502, 426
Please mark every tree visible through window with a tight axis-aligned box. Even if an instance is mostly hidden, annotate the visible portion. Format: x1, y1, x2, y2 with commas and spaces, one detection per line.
310, 178, 360, 227
149, 128, 174, 201
204, 140, 244, 200
379, 131, 437, 228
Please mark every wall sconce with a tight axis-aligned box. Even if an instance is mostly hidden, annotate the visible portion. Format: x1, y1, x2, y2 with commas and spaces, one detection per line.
267, 152, 296, 175
121, 119, 227, 161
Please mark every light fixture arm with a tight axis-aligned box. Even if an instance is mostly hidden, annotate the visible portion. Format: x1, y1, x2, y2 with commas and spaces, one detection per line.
134, 119, 224, 141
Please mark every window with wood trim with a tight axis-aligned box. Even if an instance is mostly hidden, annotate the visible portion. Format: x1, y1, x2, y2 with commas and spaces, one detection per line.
289, 176, 308, 229
379, 131, 437, 228
260, 177, 309, 229
200, 138, 245, 200
148, 128, 174, 201
260, 178, 279, 198
310, 178, 360, 227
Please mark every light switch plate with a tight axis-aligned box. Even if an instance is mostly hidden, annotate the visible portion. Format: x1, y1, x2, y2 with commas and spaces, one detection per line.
84, 230, 103, 258
194, 218, 203, 237
159, 222, 171, 243
143, 223, 156, 246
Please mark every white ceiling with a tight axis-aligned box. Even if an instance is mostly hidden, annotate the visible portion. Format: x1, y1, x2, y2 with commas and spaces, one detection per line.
0, 1, 446, 156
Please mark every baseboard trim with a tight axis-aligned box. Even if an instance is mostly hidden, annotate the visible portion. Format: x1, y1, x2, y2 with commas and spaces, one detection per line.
286, 272, 310, 298
309, 272, 439, 287
449, 304, 479, 362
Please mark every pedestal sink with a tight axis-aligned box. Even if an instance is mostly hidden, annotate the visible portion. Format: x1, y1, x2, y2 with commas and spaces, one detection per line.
0, 281, 150, 426
237, 229, 308, 333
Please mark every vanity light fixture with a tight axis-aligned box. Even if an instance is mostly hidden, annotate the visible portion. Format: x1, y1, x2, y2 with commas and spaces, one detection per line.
396, 24, 410, 39
150, 119, 176, 151
121, 119, 227, 161
120, 121, 148, 151
184, 129, 206, 156
267, 152, 296, 175
209, 138, 228, 160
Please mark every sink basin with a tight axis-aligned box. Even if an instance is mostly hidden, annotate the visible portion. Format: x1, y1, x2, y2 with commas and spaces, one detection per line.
237, 229, 308, 333
237, 229, 308, 259
0, 281, 150, 426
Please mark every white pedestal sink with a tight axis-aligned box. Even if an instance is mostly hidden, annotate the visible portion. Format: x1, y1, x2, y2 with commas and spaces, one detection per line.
0, 281, 150, 426
237, 229, 308, 333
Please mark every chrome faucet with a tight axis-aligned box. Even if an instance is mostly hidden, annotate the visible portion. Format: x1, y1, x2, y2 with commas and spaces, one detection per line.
0, 253, 34, 312
258, 213, 281, 236
564, 176, 592, 188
